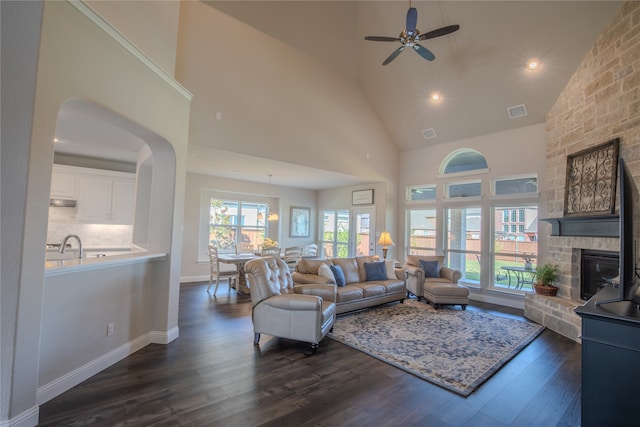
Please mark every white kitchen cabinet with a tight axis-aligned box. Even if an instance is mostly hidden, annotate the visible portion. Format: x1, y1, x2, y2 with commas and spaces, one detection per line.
50, 166, 77, 198
77, 175, 135, 224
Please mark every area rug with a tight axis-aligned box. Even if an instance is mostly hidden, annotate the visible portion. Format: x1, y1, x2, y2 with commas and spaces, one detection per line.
328, 300, 544, 396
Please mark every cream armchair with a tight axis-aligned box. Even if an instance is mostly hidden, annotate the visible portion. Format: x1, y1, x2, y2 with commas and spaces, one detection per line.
244, 257, 336, 353
404, 255, 468, 309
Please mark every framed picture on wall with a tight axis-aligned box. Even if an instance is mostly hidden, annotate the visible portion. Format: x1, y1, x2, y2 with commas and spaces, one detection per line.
352, 189, 374, 205
290, 207, 310, 237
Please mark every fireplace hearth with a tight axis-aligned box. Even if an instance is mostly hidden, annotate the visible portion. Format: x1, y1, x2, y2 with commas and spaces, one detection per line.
580, 250, 619, 301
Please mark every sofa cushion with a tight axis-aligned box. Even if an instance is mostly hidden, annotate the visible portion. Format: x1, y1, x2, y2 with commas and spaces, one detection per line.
419, 259, 440, 278
357, 283, 387, 298
385, 259, 397, 279
364, 261, 387, 281
406, 255, 445, 268
318, 263, 335, 284
383, 280, 406, 294
336, 285, 364, 302
355, 255, 381, 281
296, 259, 331, 275
333, 258, 360, 284
329, 265, 346, 287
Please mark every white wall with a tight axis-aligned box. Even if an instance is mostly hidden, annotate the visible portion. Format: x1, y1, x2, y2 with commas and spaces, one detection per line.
9, 1, 190, 420
176, 1, 399, 185
398, 123, 547, 306
86, 0, 180, 76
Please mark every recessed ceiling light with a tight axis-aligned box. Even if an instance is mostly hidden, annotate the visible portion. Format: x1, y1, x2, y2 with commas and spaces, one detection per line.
527, 58, 541, 70
430, 92, 441, 102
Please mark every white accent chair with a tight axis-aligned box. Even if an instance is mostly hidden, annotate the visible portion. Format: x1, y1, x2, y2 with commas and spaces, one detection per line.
261, 246, 281, 257
235, 242, 254, 255
207, 245, 239, 295
304, 243, 318, 257
244, 257, 336, 353
284, 246, 303, 271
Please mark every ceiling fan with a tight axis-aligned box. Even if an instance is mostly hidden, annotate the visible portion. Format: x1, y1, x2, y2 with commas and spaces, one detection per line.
364, 4, 460, 66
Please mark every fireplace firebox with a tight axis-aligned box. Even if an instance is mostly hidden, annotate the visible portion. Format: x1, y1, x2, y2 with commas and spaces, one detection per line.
580, 250, 619, 300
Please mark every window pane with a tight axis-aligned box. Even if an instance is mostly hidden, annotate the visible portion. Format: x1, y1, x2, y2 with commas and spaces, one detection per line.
493, 205, 538, 292
409, 185, 436, 201
495, 177, 537, 195
209, 199, 268, 251
407, 208, 436, 254
446, 207, 481, 283
447, 182, 481, 198
321, 209, 351, 258
444, 150, 488, 173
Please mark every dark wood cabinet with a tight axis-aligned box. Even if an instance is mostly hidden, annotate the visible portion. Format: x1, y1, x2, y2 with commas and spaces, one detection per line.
575, 285, 640, 427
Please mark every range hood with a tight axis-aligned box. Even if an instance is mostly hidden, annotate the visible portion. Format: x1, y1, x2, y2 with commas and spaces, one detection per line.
49, 198, 77, 207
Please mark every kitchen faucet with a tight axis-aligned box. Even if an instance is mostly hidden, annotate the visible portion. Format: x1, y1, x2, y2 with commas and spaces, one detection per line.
58, 234, 83, 259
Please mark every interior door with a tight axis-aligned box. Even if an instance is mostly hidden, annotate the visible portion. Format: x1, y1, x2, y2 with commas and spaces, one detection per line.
352, 207, 375, 257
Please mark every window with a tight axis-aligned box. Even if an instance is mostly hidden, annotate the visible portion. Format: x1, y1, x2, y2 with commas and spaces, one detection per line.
503, 210, 509, 222
442, 149, 488, 174
494, 176, 538, 195
446, 181, 481, 198
445, 207, 481, 286
209, 198, 268, 252
408, 185, 436, 201
407, 208, 437, 255
493, 205, 538, 292
320, 210, 350, 258
511, 210, 517, 222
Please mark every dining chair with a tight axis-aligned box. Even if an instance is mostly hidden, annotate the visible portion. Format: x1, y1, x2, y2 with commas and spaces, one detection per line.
207, 245, 240, 295
304, 243, 318, 257
261, 247, 281, 257
235, 242, 254, 255
284, 246, 303, 271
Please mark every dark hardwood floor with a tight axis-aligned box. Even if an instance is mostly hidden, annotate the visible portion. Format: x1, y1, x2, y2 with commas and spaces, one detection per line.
38, 281, 582, 426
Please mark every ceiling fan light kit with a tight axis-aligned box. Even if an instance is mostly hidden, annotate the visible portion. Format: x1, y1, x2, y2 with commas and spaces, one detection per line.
365, 5, 459, 66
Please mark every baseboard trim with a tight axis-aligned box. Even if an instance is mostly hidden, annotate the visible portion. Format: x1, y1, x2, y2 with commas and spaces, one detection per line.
180, 275, 208, 283
0, 406, 38, 427
150, 326, 179, 344
36, 327, 177, 406
470, 293, 525, 310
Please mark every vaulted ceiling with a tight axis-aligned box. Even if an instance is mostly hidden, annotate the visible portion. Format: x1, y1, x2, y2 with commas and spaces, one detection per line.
205, 1, 621, 151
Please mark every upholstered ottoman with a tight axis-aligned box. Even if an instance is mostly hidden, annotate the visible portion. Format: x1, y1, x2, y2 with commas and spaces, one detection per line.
423, 282, 469, 310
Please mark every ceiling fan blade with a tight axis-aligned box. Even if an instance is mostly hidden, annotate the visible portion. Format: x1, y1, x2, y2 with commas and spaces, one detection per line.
414, 44, 435, 61
382, 46, 405, 66
406, 7, 418, 35
364, 36, 401, 42
419, 24, 460, 41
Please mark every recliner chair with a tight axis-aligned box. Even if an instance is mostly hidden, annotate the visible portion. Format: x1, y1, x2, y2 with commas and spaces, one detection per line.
244, 257, 336, 353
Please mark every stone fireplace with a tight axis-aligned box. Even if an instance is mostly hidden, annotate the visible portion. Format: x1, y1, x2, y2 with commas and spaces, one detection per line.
524, 1, 640, 343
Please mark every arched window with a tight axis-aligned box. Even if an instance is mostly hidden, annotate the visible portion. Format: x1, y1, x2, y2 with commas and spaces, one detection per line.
441, 149, 488, 174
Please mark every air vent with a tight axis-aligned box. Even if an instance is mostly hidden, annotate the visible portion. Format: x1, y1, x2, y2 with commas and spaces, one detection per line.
421, 128, 437, 140
507, 104, 527, 119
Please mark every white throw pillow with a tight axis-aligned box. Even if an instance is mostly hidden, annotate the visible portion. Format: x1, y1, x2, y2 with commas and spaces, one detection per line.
385, 259, 397, 280
318, 263, 336, 284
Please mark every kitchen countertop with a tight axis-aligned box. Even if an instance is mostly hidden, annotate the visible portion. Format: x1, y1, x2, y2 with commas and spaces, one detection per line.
44, 248, 167, 276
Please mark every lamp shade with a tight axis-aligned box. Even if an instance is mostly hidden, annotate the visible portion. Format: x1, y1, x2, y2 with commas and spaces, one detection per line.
377, 231, 395, 247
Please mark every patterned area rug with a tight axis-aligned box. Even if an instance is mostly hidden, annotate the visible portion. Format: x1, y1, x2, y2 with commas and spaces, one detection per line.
328, 300, 544, 396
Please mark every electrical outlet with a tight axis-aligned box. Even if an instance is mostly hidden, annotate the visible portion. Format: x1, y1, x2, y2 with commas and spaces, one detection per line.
107, 323, 114, 337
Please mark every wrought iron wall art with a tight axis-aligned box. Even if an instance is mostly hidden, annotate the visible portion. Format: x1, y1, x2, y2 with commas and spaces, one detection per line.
564, 138, 619, 217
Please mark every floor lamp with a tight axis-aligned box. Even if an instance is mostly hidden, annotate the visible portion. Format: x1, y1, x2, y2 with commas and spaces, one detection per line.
377, 231, 395, 260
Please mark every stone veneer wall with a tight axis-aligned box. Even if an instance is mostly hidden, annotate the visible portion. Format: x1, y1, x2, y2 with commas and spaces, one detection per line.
525, 1, 640, 342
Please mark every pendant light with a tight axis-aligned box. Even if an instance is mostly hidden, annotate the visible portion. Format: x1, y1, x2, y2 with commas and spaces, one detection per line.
267, 174, 279, 221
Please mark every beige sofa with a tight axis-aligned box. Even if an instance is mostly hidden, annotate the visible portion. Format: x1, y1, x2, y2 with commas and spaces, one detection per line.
292, 255, 406, 314
404, 255, 468, 309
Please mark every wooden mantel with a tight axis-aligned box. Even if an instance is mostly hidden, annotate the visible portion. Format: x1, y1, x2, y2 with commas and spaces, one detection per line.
541, 215, 619, 238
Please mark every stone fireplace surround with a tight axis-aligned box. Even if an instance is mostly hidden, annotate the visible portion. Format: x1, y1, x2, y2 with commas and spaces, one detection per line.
524, 1, 640, 343
524, 235, 619, 342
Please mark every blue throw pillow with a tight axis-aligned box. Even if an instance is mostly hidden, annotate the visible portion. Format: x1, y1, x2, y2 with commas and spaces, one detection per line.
419, 260, 440, 278
364, 261, 388, 281
330, 265, 346, 287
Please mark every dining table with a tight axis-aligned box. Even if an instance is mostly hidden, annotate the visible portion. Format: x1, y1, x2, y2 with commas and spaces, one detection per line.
217, 253, 258, 295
